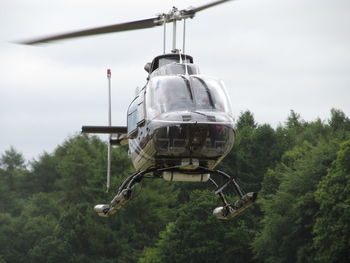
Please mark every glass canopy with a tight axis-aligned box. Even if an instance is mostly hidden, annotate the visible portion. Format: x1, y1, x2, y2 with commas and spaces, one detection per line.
146, 75, 232, 119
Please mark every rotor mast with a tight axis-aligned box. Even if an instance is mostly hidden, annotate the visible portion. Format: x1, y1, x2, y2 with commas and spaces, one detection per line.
160, 6, 193, 53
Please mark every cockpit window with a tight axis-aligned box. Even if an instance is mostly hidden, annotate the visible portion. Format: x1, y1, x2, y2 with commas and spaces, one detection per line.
147, 77, 192, 118
192, 77, 232, 114
146, 75, 232, 119
191, 77, 215, 110
158, 57, 191, 67
150, 63, 200, 78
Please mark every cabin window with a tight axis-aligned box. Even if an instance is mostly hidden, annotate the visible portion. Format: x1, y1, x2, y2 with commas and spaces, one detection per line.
137, 91, 145, 125
127, 96, 139, 135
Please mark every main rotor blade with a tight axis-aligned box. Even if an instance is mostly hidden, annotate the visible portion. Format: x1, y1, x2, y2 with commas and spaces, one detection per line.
187, 0, 234, 13
20, 0, 235, 45
21, 17, 159, 45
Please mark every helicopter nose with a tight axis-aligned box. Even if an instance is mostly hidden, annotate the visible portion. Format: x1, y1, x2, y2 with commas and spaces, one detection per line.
153, 122, 234, 158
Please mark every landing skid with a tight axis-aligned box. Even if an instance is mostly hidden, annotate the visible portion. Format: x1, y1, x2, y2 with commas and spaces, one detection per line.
94, 167, 257, 220
94, 170, 146, 217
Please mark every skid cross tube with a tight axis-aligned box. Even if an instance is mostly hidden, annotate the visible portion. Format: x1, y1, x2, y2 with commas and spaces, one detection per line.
198, 167, 257, 217
196, 167, 245, 198
213, 170, 244, 198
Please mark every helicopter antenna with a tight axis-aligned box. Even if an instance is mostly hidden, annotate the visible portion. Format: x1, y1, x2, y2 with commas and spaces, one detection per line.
182, 19, 190, 75
163, 15, 167, 54
172, 7, 178, 52
184, 53, 189, 75
106, 69, 112, 192
182, 19, 186, 53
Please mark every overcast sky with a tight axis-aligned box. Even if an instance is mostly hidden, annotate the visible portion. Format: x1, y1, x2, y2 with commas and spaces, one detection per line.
1, 0, 349, 161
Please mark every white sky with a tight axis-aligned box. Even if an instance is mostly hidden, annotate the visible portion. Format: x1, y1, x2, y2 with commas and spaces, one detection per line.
0, 0, 349, 161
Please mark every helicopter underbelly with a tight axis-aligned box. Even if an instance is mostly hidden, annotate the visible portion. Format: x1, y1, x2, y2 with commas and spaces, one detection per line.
129, 121, 235, 172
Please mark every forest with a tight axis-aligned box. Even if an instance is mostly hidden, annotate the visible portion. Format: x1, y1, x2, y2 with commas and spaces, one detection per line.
0, 109, 349, 263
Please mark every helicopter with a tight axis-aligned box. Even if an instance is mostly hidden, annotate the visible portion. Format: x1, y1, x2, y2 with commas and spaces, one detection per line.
22, 0, 257, 220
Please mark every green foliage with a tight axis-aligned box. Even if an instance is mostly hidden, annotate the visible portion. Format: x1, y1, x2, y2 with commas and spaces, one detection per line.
140, 190, 255, 263
235, 110, 257, 130
29, 153, 60, 193
0, 147, 29, 215
222, 111, 287, 193
252, 110, 350, 263
312, 139, 350, 263
253, 140, 338, 263
1, 109, 349, 263
0, 147, 26, 171
0, 134, 180, 262
329, 108, 350, 131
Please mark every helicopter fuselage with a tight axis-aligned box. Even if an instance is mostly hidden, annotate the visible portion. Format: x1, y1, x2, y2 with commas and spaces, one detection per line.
127, 54, 235, 179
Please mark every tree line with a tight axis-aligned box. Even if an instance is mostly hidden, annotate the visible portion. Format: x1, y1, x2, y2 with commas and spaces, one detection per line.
0, 109, 349, 263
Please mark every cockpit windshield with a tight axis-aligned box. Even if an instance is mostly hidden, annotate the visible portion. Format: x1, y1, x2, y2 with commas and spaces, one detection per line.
146, 75, 232, 119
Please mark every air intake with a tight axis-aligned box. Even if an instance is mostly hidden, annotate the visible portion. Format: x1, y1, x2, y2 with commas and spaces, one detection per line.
206, 115, 216, 122
182, 115, 192, 121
